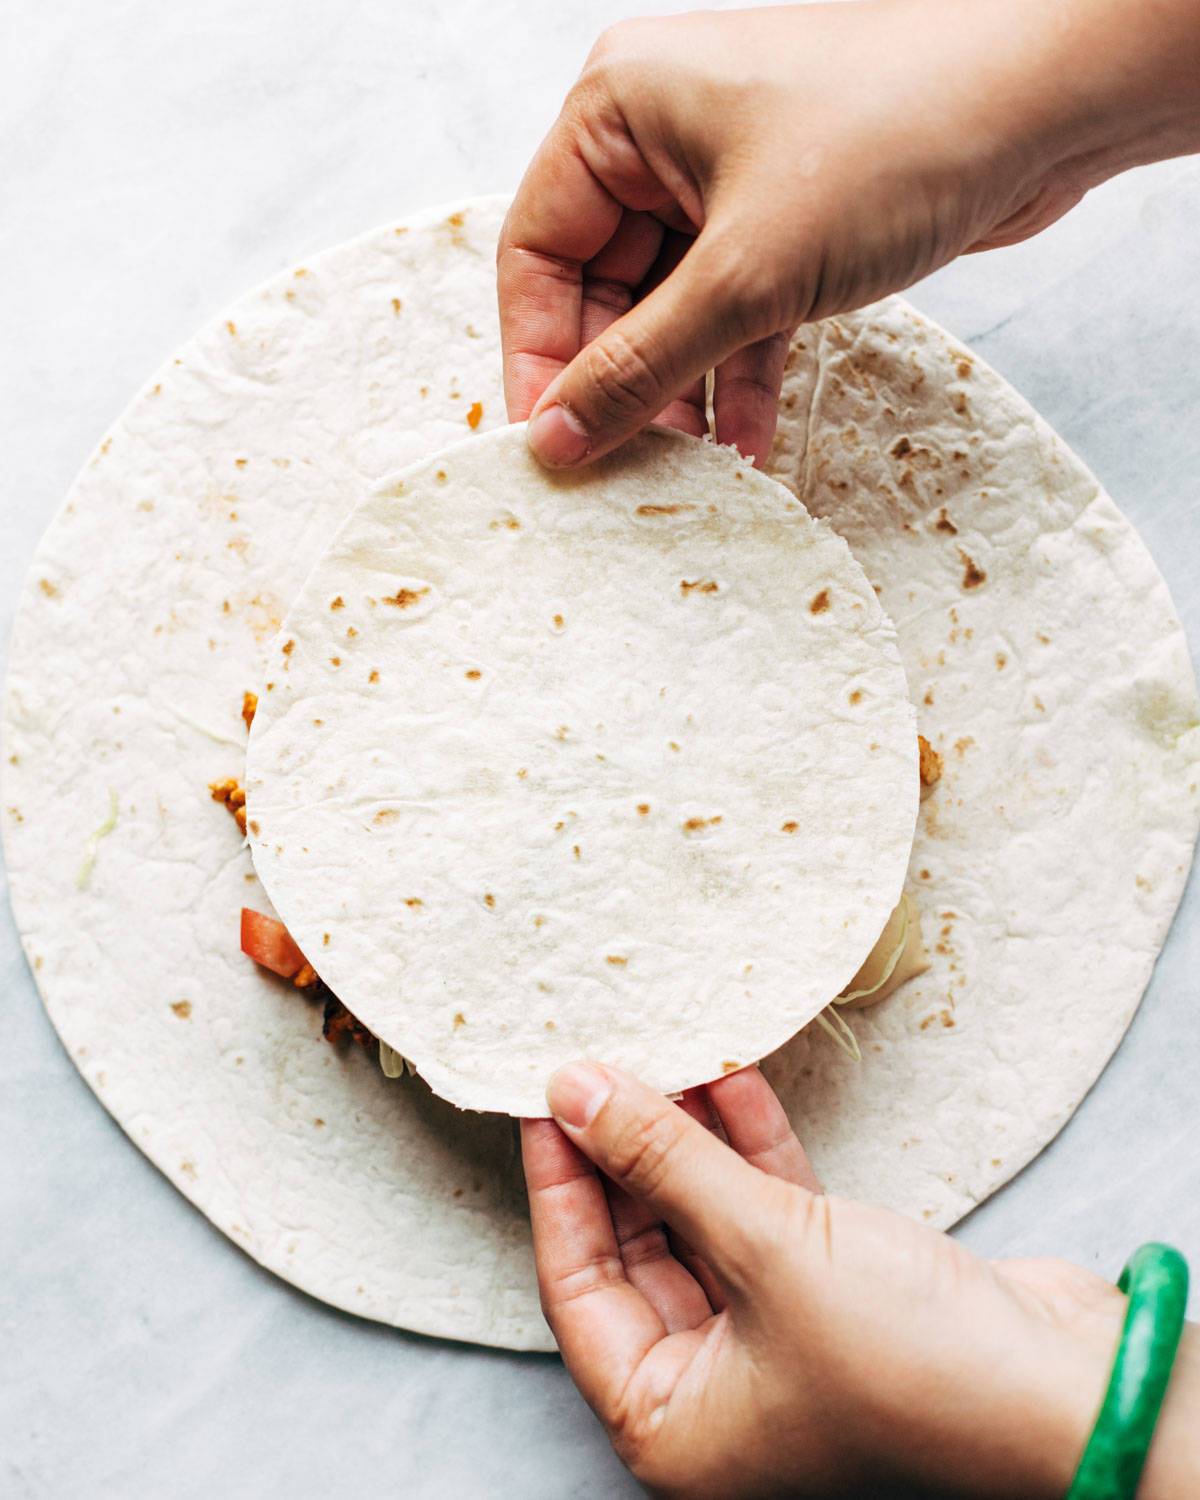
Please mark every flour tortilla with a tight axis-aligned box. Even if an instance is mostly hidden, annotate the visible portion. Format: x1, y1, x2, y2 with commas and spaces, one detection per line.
3, 194, 1197, 1349
245, 424, 918, 1115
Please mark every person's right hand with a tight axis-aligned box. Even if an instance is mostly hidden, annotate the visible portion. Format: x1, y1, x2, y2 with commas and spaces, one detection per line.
523, 1062, 1200, 1499
498, 0, 1200, 470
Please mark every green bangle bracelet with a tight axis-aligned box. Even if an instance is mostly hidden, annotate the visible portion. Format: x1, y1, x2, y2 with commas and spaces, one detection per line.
1066, 1242, 1189, 1500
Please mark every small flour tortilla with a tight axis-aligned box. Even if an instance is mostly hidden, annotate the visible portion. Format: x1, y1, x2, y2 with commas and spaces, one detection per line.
245, 425, 918, 1116
4, 195, 1196, 1349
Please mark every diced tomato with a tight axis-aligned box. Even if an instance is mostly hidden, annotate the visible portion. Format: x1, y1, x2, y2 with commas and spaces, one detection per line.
240, 908, 307, 979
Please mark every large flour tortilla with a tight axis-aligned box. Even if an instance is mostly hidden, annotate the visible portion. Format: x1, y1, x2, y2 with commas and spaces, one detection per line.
245, 425, 917, 1115
3, 195, 1197, 1349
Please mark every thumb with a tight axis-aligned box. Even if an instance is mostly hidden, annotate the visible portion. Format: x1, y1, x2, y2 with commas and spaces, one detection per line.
525, 232, 766, 468
546, 1060, 793, 1291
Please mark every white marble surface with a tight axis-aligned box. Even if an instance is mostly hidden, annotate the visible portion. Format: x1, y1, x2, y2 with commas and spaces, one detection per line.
3, 3, 1199, 1496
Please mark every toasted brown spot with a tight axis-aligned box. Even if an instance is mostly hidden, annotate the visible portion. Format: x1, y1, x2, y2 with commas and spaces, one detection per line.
683, 815, 723, 833
959, 550, 986, 589
382, 586, 429, 609
369, 670, 380, 684
533, 915, 545, 929
668, 741, 681, 752
314, 1118, 325, 1128
573, 844, 581, 859
448, 211, 464, 227
919, 868, 931, 880
465, 669, 481, 680
435, 469, 447, 482
391, 297, 402, 315
330, 595, 345, 610
605, 955, 628, 967
1033, 695, 1045, 712
636, 803, 650, 816
282, 639, 294, 656
680, 578, 719, 595
373, 808, 400, 825
241, 690, 258, 730
781, 821, 799, 834
849, 689, 863, 705
956, 358, 972, 378
38, 578, 58, 598
637, 503, 684, 516
940, 1009, 956, 1028
935, 508, 958, 534
170, 1000, 192, 1019
248, 820, 260, 836
552, 613, 564, 628
467, 400, 483, 429
721, 1061, 740, 1074
995, 653, 1007, 670
516, 768, 528, 779
225, 320, 237, 336
890, 436, 912, 459
329, 656, 340, 667
453, 1011, 466, 1029
918, 734, 943, 788
544, 1020, 556, 1030
483, 893, 495, 909
923, 688, 934, 706
809, 589, 831, 614
403, 898, 423, 909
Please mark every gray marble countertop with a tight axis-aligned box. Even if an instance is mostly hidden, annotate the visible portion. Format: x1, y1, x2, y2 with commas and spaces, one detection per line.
3, 3, 1198, 1496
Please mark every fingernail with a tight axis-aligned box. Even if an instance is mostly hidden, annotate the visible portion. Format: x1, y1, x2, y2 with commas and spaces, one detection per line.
547, 1061, 611, 1128
528, 403, 590, 468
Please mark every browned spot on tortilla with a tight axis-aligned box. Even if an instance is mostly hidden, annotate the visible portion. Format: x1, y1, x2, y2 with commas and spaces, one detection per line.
282, 639, 294, 656
1033, 694, 1045, 712
467, 401, 483, 429
919, 868, 931, 880
435, 469, 447, 482
38, 579, 58, 598
533, 915, 545, 928
346, 626, 357, 640
233, 457, 247, 469
637, 503, 684, 516
721, 1061, 740, 1074
781, 821, 799, 833
180, 1161, 197, 1178
680, 578, 719, 595
313, 1118, 325, 1128
952, 391, 969, 416
391, 297, 402, 315
959, 550, 986, 589
544, 1019, 556, 1030
369, 670, 380, 683
170, 1000, 192, 1019
636, 803, 650, 816
404, 898, 423, 908
555, 725, 569, 741
483, 893, 495, 909
683, 815, 723, 833
956, 358, 972, 378
995, 653, 1007, 670
940, 1010, 955, 1028
919, 1015, 936, 1031
849, 689, 863, 705
552, 613, 564, 628
373, 808, 399, 824
809, 589, 830, 614
453, 1011, 466, 1029
465, 669, 481, 680
516, 767, 528, 779
572, 844, 581, 859
448, 211, 464, 227
249, 820, 261, 836
330, 596, 344, 610
935, 508, 958, 534
329, 656, 341, 667
923, 688, 934, 706
918, 734, 943, 788
605, 955, 627, 967
225, 320, 237, 336
294, 267, 309, 278
953, 736, 975, 756
890, 436, 912, 458
322, 933, 331, 946
382, 586, 429, 609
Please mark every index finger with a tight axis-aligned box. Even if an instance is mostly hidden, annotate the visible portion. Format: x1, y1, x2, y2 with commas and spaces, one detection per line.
497, 123, 621, 421
520, 1117, 664, 1416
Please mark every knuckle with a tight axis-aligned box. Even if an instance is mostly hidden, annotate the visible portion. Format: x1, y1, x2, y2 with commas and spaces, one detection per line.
608, 1108, 685, 1199
580, 328, 666, 427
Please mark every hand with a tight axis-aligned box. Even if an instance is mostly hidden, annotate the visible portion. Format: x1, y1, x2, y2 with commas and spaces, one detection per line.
498, 0, 1200, 470
522, 1063, 1200, 1499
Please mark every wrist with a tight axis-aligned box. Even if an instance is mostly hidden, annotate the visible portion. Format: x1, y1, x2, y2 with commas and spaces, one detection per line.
985, 0, 1200, 191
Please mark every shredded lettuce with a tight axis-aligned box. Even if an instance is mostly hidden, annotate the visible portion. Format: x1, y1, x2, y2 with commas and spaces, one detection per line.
812, 1005, 862, 1062
379, 1040, 406, 1079
76, 789, 119, 890
836, 898, 910, 1005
